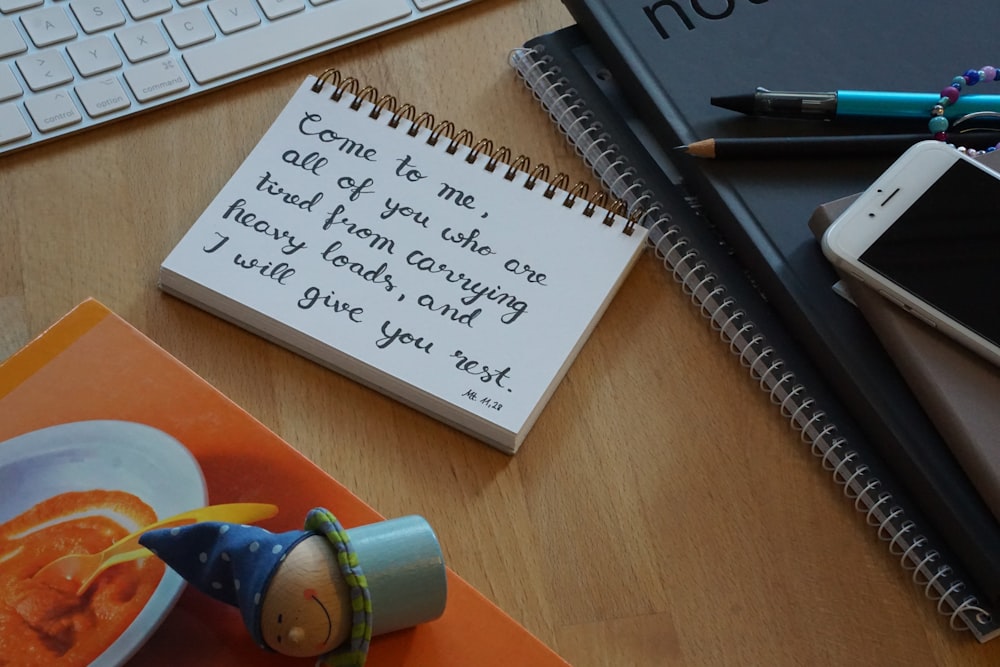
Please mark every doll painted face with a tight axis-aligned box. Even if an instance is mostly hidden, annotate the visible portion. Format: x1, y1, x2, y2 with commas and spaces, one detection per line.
260, 534, 353, 657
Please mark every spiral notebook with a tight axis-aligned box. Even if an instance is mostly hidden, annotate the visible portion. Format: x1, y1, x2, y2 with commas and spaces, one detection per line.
509, 26, 1000, 641
160, 71, 646, 454
558, 0, 1000, 609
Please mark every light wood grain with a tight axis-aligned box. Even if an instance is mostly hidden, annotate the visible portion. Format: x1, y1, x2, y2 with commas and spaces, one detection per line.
3, 1, 999, 664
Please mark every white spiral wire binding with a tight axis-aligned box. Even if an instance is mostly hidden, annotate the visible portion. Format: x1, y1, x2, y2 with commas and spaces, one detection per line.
510, 46, 995, 637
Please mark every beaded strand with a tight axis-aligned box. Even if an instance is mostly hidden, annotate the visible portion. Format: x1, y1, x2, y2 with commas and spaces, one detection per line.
931, 66, 1000, 154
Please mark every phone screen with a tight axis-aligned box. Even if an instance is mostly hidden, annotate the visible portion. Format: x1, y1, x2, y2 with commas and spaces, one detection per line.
859, 158, 1000, 345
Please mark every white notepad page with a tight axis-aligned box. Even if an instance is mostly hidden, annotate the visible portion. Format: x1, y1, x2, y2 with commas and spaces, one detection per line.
161, 75, 646, 452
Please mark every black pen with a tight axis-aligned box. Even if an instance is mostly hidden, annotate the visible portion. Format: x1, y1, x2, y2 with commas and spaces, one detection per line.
712, 87, 1000, 120
675, 133, 1000, 159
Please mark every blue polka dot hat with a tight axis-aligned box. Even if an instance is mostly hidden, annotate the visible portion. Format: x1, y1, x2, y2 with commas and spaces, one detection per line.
139, 521, 312, 646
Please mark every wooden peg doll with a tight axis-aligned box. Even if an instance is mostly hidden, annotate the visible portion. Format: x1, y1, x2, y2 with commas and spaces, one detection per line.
139, 509, 447, 666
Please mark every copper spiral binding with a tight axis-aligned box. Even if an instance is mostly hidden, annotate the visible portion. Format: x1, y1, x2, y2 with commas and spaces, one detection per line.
311, 68, 638, 237
509, 46, 997, 637
350, 85, 379, 112
408, 112, 436, 138
447, 129, 474, 155
525, 163, 549, 189
563, 182, 589, 208
467, 138, 493, 164
369, 93, 398, 120
503, 155, 530, 181
485, 146, 511, 173
428, 120, 454, 146
388, 103, 416, 129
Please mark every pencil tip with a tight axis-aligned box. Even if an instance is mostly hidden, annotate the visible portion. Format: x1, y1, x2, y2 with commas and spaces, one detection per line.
673, 145, 689, 152
677, 138, 715, 158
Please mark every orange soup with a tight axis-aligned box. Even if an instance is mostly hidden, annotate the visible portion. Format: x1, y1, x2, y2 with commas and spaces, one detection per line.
0, 490, 165, 666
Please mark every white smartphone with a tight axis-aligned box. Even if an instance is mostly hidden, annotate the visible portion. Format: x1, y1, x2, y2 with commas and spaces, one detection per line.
822, 139, 1000, 367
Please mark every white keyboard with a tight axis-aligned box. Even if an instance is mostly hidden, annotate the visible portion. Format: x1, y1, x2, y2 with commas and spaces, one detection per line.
0, 0, 482, 156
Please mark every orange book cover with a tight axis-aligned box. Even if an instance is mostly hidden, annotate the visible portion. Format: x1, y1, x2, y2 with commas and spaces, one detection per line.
0, 298, 570, 667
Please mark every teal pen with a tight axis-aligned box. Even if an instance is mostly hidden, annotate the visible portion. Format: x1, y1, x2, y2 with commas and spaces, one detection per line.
711, 87, 1000, 120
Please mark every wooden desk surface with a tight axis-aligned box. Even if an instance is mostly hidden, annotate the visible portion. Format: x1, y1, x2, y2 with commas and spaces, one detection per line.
2, 1, 999, 664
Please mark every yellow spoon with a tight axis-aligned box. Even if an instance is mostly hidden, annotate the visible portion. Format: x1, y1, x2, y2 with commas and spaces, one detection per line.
33, 502, 279, 595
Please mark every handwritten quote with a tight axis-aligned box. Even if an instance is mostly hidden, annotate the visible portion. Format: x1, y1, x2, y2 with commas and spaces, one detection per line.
194, 108, 563, 410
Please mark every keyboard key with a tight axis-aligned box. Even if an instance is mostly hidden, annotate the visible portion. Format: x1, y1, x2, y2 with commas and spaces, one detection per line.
0, 65, 22, 101
207, 0, 259, 34
21, 6, 78, 47
116, 23, 169, 62
123, 56, 189, 101
162, 8, 215, 48
67, 35, 123, 76
70, 0, 127, 34
0, 0, 41, 13
24, 88, 82, 131
16, 48, 73, 91
76, 75, 130, 116
121, 0, 171, 20
0, 19, 28, 58
183, 0, 410, 84
0, 103, 31, 144
256, 0, 302, 20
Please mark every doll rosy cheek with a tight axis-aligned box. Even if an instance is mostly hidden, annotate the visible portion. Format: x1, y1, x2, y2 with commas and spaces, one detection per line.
303, 588, 317, 599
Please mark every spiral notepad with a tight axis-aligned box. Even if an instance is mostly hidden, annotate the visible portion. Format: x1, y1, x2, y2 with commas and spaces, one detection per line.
160, 70, 646, 454
509, 43, 1000, 640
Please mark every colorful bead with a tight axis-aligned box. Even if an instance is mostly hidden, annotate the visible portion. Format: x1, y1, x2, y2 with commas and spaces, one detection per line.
931, 66, 1000, 142
940, 86, 960, 103
929, 115, 950, 133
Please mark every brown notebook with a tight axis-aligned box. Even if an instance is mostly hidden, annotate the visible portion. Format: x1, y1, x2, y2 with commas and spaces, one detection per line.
809, 153, 1000, 525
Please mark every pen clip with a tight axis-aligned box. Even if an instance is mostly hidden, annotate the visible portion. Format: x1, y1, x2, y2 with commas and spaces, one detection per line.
951, 111, 1000, 132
